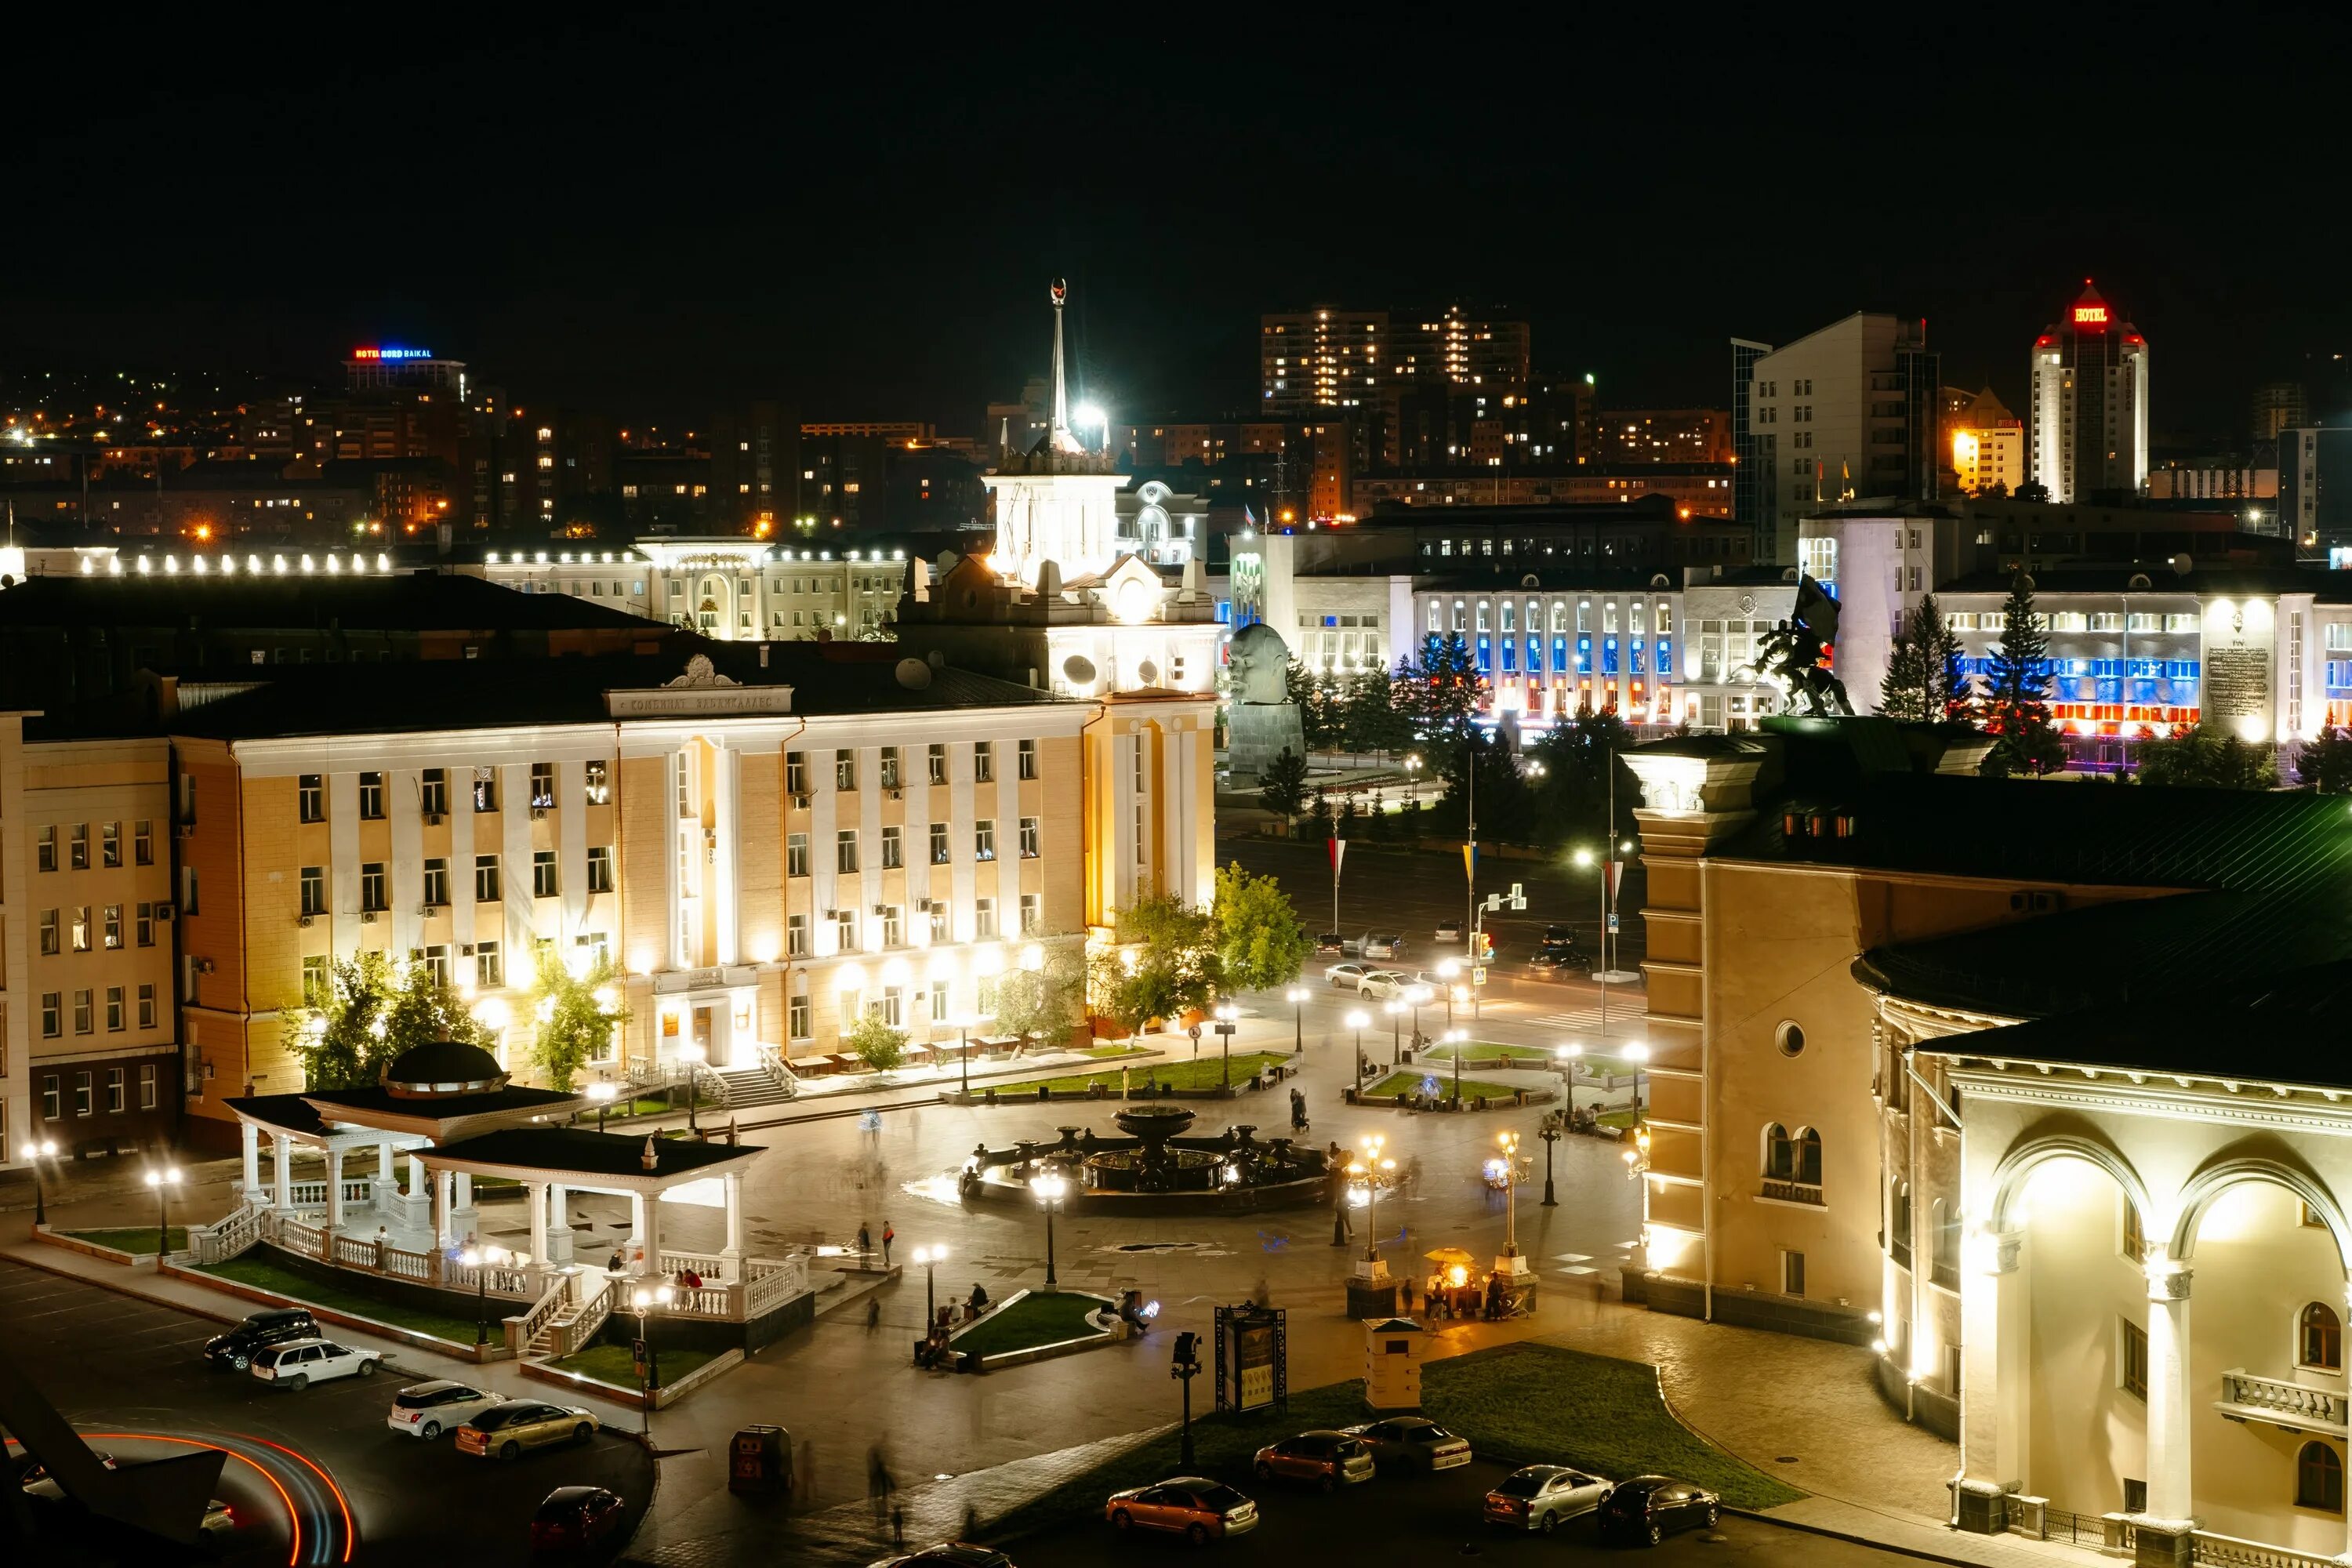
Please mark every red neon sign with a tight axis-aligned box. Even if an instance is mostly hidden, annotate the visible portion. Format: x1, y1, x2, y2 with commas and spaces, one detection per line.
2073, 305, 2109, 325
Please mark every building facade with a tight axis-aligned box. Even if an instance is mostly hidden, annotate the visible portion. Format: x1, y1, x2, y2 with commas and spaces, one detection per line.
1745, 313, 1942, 567
2028, 281, 2151, 504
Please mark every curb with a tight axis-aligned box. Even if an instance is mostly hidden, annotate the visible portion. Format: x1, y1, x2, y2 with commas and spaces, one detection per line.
158, 1259, 504, 1363
33, 1226, 169, 1266
2, 1243, 246, 1328
520, 1346, 742, 1410
1728, 1507, 1994, 1568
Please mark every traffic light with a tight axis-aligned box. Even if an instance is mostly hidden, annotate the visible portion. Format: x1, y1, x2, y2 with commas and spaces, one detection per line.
1475, 930, 1494, 961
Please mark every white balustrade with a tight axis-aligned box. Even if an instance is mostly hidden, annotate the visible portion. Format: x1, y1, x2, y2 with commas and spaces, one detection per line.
2217, 1370, 2348, 1434
2193, 1528, 2343, 1568
657, 1250, 726, 1279
383, 1247, 432, 1283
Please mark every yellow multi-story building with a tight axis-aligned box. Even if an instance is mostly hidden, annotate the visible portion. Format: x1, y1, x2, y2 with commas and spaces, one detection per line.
0, 717, 180, 1169
155, 643, 1209, 1149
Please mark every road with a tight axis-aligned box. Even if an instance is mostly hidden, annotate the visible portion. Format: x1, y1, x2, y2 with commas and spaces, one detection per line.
0, 1259, 654, 1566
1007, 1457, 1917, 1566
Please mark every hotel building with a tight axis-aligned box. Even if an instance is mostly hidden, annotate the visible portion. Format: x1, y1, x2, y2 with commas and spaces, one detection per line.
2029, 281, 2151, 504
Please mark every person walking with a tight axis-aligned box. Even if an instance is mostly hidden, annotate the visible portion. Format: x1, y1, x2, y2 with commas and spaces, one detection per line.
857, 1221, 873, 1262
880, 1219, 895, 1267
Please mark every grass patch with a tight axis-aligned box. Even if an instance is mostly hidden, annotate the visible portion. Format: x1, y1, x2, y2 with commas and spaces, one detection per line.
1421, 1343, 1802, 1509
1425, 1042, 1641, 1076
196, 1256, 481, 1344
1365, 1071, 1521, 1101
950, 1291, 1109, 1359
548, 1341, 717, 1391
988, 1343, 1798, 1543
63, 1227, 187, 1254
1596, 1107, 1640, 1129
1027, 1051, 1291, 1094
1083, 1044, 1154, 1061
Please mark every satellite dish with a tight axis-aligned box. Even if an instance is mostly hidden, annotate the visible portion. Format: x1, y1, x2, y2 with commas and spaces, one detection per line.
1137, 659, 1160, 685
2170, 554, 2193, 575
1062, 654, 1097, 686
895, 659, 933, 691
1520, 573, 1541, 590
2128, 572, 2152, 590
1650, 573, 1671, 590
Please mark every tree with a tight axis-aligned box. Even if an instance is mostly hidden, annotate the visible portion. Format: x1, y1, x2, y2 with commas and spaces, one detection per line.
1922, 597, 1971, 721
1256, 746, 1309, 817
1335, 792, 1359, 839
1400, 634, 1479, 742
1979, 574, 2066, 777
1528, 705, 1638, 848
1878, 597, 1969, 724
1430, 727, 1537, 843
1878, 613, 1932, 720
1341, 667, 1413, 756
285, 949, 498, 1091
1212, 861, 1313, 993
1303, 787, 1333, 843
528, 949, 628, 1091
2299, 728, 2352, 794
989, 936, 1087, 1049
1092, 891, 1221, 1040
2135, 724, 2278, 789
845, 1008, 908, 1074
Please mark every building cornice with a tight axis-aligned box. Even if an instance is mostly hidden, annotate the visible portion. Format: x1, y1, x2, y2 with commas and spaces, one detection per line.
1947, 1059, 2352, 1137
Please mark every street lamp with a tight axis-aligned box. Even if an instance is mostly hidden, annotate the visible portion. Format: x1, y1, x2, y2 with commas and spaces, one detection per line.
1494, 1130, 1526, 1305
1345, 1008, 1369, 1080
1382, 1000, 1404, 1065
1032, 1170, 1067, 1289
1446, 1026, 1468, 1104
1405, 985, 1432, 1058
460, 1241, 512, 1346
30, 1138, 58, 1227
629, 1281, 673, 1431
913, 1243, 946, 1333
1213, 1004, 1239, 1089
1538, 1115, 1562, 1207
586, 1080, 616, 1134
1556, 1043, 1584, 1125
1621, 1041, 1650, 1123
955, 1012, 976, 1100
1285, 988, 1310, 1054
1403, 753, 1422, 804
1356, 1134, 1394, 1265
678, 1042, 706, 1134
143, 1166, 181, 1264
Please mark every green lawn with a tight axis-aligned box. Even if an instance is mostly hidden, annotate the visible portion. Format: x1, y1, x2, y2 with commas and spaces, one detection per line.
195, 1256, 482, 1345
1596, 1107, 1641, 1129
1027, 1051, 1291, 1094
1425, 1042, 1639, 1076
547, 1341, 717, 1391
1081, 1044, 1154, 1062
1366, 1071, 1523, 1102
950, 1291, 1109, 1359
63, 1226, 187, 1254
986, 1343, 1798, 1541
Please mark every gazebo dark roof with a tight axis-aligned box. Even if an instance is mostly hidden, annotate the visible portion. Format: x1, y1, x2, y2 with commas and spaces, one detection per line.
381, 1037, 506, 1098
303, 1083, 577, 1121
422, 1127, 763, 1178
221, 1094, 329, 1136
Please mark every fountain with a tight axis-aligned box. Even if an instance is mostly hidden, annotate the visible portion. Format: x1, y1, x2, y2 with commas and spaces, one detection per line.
957, 1116, 1334, 1214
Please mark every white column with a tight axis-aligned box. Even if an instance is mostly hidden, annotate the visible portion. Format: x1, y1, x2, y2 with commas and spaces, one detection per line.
714, 745, 740, 965
527, 1179, 549, 1269
376, 1140, 394, 1185
720, 1170, 745, 1282
431, 1169, 450, 1246
239, 1123, 260, 1202
324, 1148, 345, 1231
272, 1134, 292, 1208
407, 1153, 425, 1196
2143, 1261, 2193, 1523
545, 1182, 575, 1265
640, 1190, 663, 1274
455, 1171, 473, 1210
626, 1190, 648, 1268
1961, 1231, 2027, 1494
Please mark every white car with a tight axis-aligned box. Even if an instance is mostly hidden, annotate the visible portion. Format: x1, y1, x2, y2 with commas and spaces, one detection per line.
1324, 961, 1375, 989
387, 1379, 505, 1439
1356, 970, 1413, 1000
249, 1337, 381, 1390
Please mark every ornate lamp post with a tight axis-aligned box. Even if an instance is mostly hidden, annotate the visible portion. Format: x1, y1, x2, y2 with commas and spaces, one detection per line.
1285, 988, 1309, 1054
1032, 1170, 1067, 1288
1446, 1026, 1468, 1104
958, 1014, 975, 1099
1213, 1004, 1240, 1088
143, 1166, 181, 1265
1356, 1133, 1395, 1269
629, 1281, 673, 1432
1345, 1009, 1369, 1080
1538, 1113, 1562, 1207
1622, 1041, 1650, 1123
1493, 1129, 1531, 1306
1405, 985, 1432, 1058
678, 1042, 706, 1134
586, 1080, 616, 1134
913, 1243, 946, 1330
460, 1240, 512, 1345
30, 1138, 58, 1226
1556, 1042, 1584, 1125
1382, 1000, 1404, 1066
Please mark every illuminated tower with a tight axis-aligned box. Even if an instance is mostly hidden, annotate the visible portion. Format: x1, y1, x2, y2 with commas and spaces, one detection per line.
982, 279, 1127, 586
2028, 280, 2151, 503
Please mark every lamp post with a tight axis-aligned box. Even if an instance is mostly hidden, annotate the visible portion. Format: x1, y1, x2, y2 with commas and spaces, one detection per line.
630, 1281, 673, 1433
1622, 1041, 1650, 1123
1213, 1004, 1239, 1089
1382, 1000, 1404, 1066
586, 1080, 616, 1134
1345, 1008, 1369, 1081
1496, 1128, 1523, 1269
1573, 844, 1604, 1038
1538, 1115, 1562, 1207
1446, 1026, 1468, 1104
1032, 1170, 1067, 1288
1557, 1043, 1584, 1125
1436, 959, 1460, 1033
678, 1042, 706, 1134
913, 1243, 946, 1331
1405, 985, 1432, 1058
460, 1241, 511, 1346
958, 1014, 974, 1099
1403, 753, 1421, 805
1286, 988, 1309, 1054
143, 1166, 181, 1265
30, 1138, 57, 1227
1357, 1133, 1393, 1266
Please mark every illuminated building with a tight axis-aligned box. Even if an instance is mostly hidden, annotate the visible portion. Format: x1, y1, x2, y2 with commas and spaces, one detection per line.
1623, 719, 2352, 1562
1259, 305, 1531, 423
1744, 314, 1942, 567
2281, 426, 2352, 561
1944, 387, 2023, 496
2028, 279, 2151, 503
1350, 463, 1733, 518
1599, 408, 1733, 465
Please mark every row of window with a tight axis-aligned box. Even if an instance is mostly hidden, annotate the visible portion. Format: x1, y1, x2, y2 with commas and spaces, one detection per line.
1944, 611, 2201, 634
36, 902, 163, 954
784, 969, 1016, 1042
784, 740, 1036, 795
294, 761, 605, 824
787, 818, 1040, 876
1422, 599, 1674, 637
300, 848, 612, 916
32, 1064, 162, 1120
303, 940, 515, 1004
34, 984, 161, 1038
33, 820, 154, 872
780, 893, 1043, 956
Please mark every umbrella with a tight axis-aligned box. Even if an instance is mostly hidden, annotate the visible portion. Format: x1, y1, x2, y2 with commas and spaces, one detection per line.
1423, 1246, 1477, 1266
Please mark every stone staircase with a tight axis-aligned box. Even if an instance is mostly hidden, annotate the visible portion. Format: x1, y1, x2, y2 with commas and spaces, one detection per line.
717, 1065, 796, 1109
526, 1273, 614, 1359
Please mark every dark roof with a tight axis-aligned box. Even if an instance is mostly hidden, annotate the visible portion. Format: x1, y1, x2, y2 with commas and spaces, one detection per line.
163, 643, 1058, 741
382, 1038, 506, 1093
1915, 959, 2352, 1091
222, 1093, 328, 1134
0, 572, 669, 633
303, 1083, 577, 1120
424, 1127, 762, 1176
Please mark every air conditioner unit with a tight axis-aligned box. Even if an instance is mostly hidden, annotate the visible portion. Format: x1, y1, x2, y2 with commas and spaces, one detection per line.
361, 910, 379, 924
420, 903, 442, 916
791, 793, 811, 810
887, 788, 903, 800
297, 914, 314, 927
177, 822, 198, 837
154, 903, 176, 921
459, 943, 475, 956
530, 806, 550, 819
872, 903, 888, 916
192, 957, 215, 975
423, 812, 445, 826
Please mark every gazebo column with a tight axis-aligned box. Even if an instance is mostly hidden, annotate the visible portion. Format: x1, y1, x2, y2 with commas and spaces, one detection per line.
397, 1154, 431, 1235
377, 1140, 394, 1185
432, 1169, 452, 1247
626, 1189, 662, 1274
720, 1171, 745, 1283
543, 1182, 575, 1265
324, 1147, 346, 1232
527, 1180, 550, 1271
238, 1123, 260, 1205
272, 1134, 293, 1209
448, 1171, 479, 1247
2139, 1261, 2196, 1566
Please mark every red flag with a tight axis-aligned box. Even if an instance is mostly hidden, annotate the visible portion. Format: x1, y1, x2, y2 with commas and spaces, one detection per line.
1329, 837, 1347, 875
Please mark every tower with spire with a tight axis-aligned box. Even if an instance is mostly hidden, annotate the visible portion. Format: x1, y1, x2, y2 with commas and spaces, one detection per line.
983, 278, 1128, 586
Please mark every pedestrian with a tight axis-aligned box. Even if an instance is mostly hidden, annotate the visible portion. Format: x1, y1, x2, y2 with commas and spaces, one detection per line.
967, 1280, 989, 1318
891, 1504, 905, 1548
866, 1297, 881, 1333
606, 1247, 625, 1274
1398, 1272, 1415, 1314
881, 1219, 895, 1267
857, 1221, 873, 1261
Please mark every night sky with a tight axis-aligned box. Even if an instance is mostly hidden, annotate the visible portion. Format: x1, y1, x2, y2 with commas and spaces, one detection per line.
7, 14, 2349, 440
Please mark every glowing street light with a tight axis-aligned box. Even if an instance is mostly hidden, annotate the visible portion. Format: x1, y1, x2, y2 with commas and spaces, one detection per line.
143, 1166, 182, 1266
586, 1080, 617, 1134
1356, 1134, 1395, 1265
678, 1042, 706, 1134
913, 1243, 948, 1329
1285, 987, 1311, 1053
1032, 1170, 1069, 1289
459, 1241, 512, 1345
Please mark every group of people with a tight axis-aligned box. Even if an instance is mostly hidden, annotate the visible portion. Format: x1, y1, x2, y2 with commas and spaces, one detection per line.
1414, 1267, 1517, 1321
913, 1282, 994, 1369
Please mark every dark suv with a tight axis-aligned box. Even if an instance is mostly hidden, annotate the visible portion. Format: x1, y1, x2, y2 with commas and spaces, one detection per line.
1597, 1475, 1719, 1546
204, 1308, 318, 1371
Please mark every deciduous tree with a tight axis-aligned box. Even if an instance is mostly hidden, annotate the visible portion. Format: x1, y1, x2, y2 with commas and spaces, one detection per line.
2136, 724, 2278, 789
1212, 862, 1312, 993
528, 949, 628, 1091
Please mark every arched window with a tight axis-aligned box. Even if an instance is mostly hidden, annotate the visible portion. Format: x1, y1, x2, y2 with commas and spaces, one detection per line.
1793, 1128, 1822, 1186
2299, 1442, 2344, 1513
1762, 1123, 1793, 1181
2303, 1303, 2343, 1374
1893, 1181, 1913, 1250
1933, 1200, 1962, 1279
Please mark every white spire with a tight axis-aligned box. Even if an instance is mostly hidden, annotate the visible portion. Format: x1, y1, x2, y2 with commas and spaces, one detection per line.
1046, 278, 1084, 456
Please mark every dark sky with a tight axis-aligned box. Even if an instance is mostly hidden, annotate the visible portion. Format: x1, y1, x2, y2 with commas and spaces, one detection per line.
7, 12, 2349, 441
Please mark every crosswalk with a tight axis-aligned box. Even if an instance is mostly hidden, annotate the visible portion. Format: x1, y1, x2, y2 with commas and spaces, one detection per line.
1508, 1003, 1650, 1039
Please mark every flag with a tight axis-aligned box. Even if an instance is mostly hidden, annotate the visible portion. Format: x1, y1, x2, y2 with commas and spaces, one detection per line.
1461, 843, 1478, 884
1604, 860, 1623, 902
1329, 837, 1346, 875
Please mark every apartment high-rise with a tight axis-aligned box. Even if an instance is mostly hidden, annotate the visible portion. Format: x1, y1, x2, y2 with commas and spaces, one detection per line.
2028, 280, 2151, 503
1743, 314, 1941, 566
1259, 306, 1531, 419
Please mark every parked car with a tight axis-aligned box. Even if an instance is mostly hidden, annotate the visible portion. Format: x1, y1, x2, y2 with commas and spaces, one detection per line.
1436, 919, 1465, 943
203, 1308, 318, 1372
458, 1402, 601, 1461
1483, 1465, 1611, 1534
1315, 932, 1347, 956
249, 1338, 381, 1391
1105, 1476, 1259, 1544
1356, 970, 1414, 1000
866, 1546, 1014, 1568
388, 1380, 506, 1440
1253, 1429, 1375, 1490
1324, 961, 1375, 988
1596, 1475, 1719, 1546
528, 1485, 626, 1555
1361, 932, 1405, 960
1341, 1416, 1472, 1472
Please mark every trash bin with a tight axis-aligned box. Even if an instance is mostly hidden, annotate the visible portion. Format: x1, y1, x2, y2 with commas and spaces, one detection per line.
1362, 1317, 1426, 1411
729, 1424, 792, 1495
